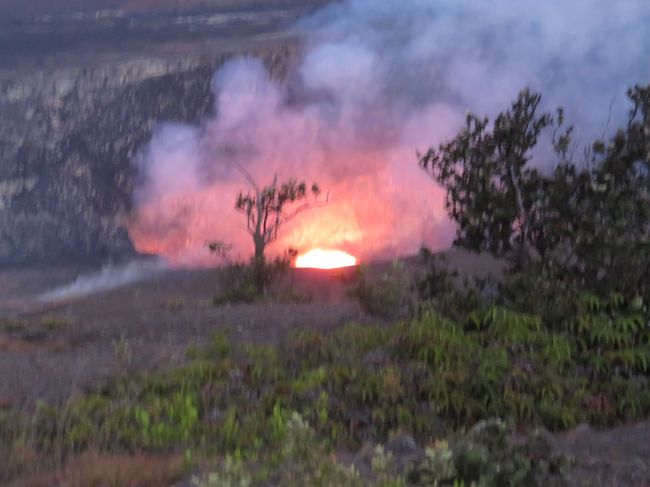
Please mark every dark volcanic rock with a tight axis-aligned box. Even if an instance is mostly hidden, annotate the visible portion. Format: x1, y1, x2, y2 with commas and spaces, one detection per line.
0, 10, 303, 265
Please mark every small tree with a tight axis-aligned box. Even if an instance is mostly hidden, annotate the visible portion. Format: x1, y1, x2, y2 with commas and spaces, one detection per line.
420, 85, 649, 302
234, 170, 321, 289
553, 85, 650, 299
419, 89, 568, 267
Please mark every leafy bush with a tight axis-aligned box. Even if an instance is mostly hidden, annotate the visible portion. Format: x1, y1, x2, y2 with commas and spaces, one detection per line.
193, 455, 253, 487
449, 419, 566, 486
165, 296, 186, 312
409, 419, 567, 487
195, 414, 567, 487
421, 85, 650, 303
212, 263, 260, 305
351, 261, 413, 317
40, 315, 71, 331
415, 248, 493, 320
213, 252, 295, 305
1, 319, 27, 333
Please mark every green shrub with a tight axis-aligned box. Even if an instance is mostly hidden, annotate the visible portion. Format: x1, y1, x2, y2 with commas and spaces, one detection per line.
132, 391, 199, 449
193, 455, 253, 487
194, 414, 568, 487
411, 419, 567, 487
213, 254, 294, 305
195, 413, 366, 487
40, 315, 71, 331
165, 296, 186, 312
213, 263, 260, 305
1, 320, 27, 333
351, 261, 412, 318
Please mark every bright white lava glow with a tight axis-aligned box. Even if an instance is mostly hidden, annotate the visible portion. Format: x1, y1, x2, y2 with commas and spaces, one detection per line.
294, 249, 358, 269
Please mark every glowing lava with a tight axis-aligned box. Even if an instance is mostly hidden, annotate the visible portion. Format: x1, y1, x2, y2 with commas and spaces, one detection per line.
294, 249, 358, 269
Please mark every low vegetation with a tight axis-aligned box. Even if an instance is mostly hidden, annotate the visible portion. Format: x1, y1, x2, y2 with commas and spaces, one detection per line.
1, 319, 27, 333
212, 250, 303, 305
350, 261, 413, 318
40, 315, 72, 331
1, 285, 647, 484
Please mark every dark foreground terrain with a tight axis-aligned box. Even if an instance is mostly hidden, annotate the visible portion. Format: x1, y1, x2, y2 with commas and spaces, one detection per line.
0, 250, 505, 404
0, 260, 369, 407
0, 251, 648, 486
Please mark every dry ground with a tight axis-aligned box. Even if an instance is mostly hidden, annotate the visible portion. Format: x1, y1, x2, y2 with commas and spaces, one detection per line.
0, 262, 369, 407
0, 249, 505, 407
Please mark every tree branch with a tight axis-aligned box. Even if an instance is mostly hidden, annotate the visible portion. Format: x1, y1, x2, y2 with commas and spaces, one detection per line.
281, 192, 329, 224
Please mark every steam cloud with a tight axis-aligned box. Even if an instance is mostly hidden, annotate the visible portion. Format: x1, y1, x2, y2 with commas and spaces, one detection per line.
130, 0, 650, 265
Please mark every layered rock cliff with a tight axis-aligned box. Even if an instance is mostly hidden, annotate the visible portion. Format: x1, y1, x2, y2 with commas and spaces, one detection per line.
0, 8, 305, 265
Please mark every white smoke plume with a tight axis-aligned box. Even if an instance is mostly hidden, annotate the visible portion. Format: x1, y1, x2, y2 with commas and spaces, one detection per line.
130, 0, 650, 265
39, 259, 167, 302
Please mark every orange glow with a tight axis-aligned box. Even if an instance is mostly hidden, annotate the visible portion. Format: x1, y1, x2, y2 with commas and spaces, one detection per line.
128, 150, 450, 266
295, 249, 358, 269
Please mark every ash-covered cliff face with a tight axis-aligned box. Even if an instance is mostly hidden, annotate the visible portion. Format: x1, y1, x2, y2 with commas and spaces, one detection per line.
0, 13, 302, 265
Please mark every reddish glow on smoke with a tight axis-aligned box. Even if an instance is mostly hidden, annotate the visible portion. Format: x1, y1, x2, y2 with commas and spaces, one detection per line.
127, 54, 459, 267
295, 249, 357, 269
128, 146, 451, 267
